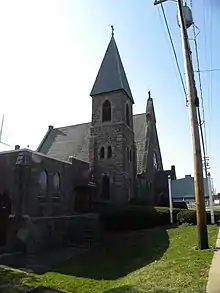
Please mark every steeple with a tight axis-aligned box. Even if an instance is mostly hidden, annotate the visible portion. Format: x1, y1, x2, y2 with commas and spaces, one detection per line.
90, 27, 134, 103
146, 91, 156, 123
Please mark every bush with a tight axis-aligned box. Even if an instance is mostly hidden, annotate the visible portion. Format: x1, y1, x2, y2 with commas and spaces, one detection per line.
100, 205, 181, 231
177, 209, 220, 225
177, 210, 196, 225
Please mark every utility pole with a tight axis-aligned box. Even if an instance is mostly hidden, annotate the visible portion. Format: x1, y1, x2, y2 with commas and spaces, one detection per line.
177, 0, 208, 249
154, 0, 209, 249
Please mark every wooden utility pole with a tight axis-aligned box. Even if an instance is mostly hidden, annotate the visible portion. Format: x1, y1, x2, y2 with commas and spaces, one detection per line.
177, 0, 208, 249
154, 0, 209, 249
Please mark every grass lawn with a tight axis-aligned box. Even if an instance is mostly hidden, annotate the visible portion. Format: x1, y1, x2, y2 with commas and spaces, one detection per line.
0, 225, 218, 293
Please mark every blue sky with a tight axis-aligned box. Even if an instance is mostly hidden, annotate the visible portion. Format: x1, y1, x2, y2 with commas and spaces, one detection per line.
0, 0, 219, 191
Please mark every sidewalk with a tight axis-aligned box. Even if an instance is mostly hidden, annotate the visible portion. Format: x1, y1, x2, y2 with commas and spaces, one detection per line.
206, 227, 220, 293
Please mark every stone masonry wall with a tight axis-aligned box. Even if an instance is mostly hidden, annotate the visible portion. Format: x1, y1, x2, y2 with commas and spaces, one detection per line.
6, 213, 102, 254
89, 90, 136, 204
0, 149, 89, 217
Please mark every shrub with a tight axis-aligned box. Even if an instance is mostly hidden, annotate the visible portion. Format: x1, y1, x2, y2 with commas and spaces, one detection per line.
177, 210, 196, 225
100, 205, 181, 231
177, 209, 220, 225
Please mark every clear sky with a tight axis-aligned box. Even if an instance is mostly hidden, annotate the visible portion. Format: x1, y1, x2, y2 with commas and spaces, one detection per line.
0, 0, 219, 191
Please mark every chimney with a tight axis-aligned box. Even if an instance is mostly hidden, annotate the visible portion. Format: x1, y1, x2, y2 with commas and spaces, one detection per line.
185, 174, 192, 178
48, 125, 53, 130
171, 165, 176, 180
15, 145, 20, 150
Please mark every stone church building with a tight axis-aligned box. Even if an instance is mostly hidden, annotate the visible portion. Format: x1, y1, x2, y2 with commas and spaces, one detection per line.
37, 31, 166, 206
0, 31, 176, 252
0, 32, 173, 213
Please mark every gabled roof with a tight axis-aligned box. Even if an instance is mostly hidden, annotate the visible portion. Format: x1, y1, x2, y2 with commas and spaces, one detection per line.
37, 114, 148, 174
90, 35, 134, 103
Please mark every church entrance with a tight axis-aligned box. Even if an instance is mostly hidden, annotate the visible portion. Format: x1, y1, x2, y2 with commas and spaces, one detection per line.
101, 175, 110, 200
0, 191, 11, 246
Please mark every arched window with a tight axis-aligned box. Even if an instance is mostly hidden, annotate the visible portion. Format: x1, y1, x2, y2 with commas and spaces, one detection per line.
107, 146, 112, 158
38, 170, 48, 197
53, 173, 61, 198
102, 100, 111, 122
129, 148, 132, 162
127, 148, 129, 161
100, 147, 105, 159
126, 104, 130, 126
153, 152, 158, 169
39, 170, 48, 190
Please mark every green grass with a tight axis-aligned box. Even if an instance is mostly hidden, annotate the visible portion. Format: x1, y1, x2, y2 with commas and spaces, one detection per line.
0, 225, 218, 293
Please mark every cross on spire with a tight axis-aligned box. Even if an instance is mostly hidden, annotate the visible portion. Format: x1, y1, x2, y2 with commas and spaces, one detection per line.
111, 25, 114, 37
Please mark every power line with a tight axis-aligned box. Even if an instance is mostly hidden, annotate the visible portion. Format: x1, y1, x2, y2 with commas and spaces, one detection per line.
192, 23, 208, 154
195, 68, 220, 73
160, 3, 188, 105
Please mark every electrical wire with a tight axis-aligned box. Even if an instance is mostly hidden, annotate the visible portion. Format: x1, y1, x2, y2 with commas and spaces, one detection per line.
194, 69, 220, 73
190, 0, 210, 177
160, 3, 188, 105
192, 24, 208, 154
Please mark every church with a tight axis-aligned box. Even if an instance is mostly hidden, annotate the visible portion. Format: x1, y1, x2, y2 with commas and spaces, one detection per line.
0, 30, 174, 213
36, 30, 168, 206
0, 29, 176, 252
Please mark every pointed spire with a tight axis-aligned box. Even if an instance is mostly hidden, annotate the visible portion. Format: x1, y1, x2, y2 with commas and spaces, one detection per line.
90, 27, 134, 103
146, 91, 156, 123
111, 25, 114, 37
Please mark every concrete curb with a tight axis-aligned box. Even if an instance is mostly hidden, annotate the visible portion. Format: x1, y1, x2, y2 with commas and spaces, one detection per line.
206, 227, 220, 293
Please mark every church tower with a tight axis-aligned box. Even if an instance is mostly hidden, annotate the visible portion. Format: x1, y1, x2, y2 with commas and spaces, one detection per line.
89, 28, 136, 204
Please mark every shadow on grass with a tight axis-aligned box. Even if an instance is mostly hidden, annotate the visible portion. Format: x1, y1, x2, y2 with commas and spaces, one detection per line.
103, 286, 172, 293
52, 226, 172, 280
0, 266, 38, 293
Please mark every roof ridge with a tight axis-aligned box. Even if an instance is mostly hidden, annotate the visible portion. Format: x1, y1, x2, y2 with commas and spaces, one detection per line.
54, 121, 91, 130
113, 36, 123, 89
51, 114, 146, 131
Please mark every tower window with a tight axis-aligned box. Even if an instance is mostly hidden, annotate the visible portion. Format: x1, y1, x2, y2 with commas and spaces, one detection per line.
107, 146, 112, 158
129, 148, 132, 162
102, 100, 111, 122
100, 147, 105, 159
126, 104, 130, 126
127, 148, 129, 161
153, 152, 158, 169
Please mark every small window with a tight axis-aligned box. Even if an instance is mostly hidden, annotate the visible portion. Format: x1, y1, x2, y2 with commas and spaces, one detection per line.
53, 173, 60, 189
127, 148, 129, 161
102, 100, 111, 122
107, 146, 112, 158
126, 104, 130, 126
38, 170, 48, 197
100, 147, 105, 159
153, 152, 158, 169
53, 173, 61, 198
39, 170, 48, 190
129, 148, 132, 162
